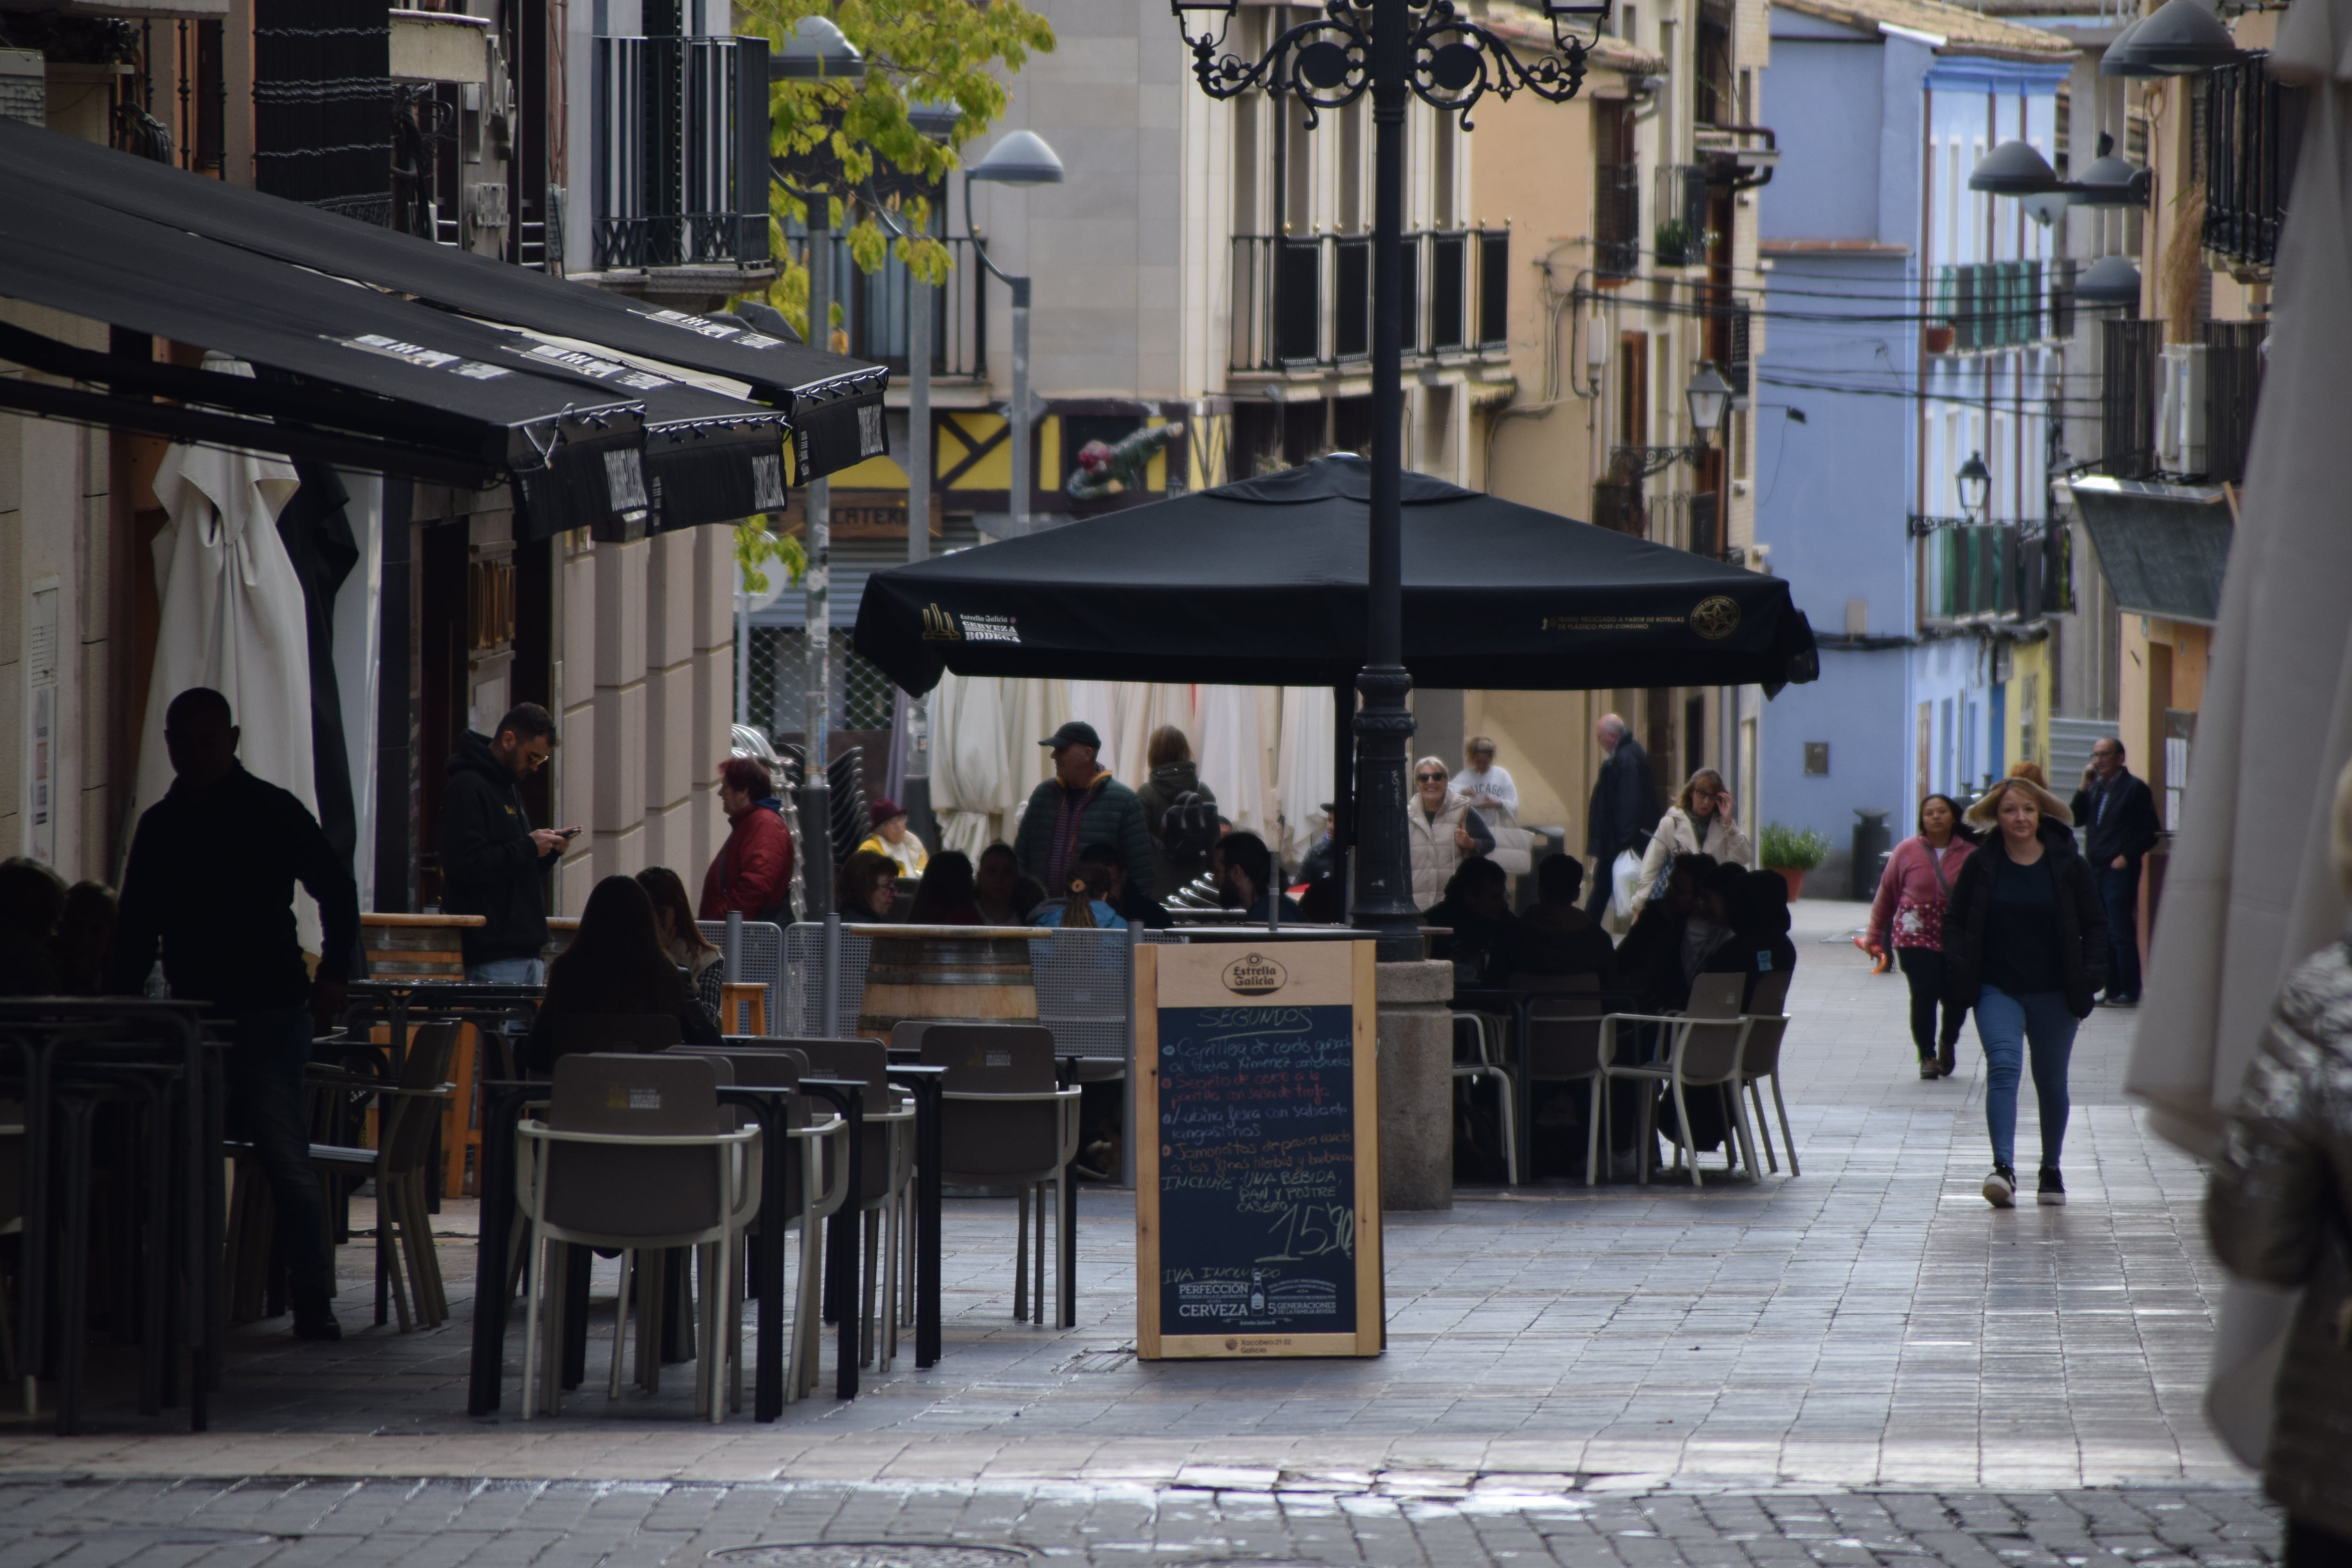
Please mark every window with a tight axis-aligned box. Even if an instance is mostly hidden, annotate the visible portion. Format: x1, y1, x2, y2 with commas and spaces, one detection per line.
1594, 99, 1639, 279
1696, 0, 1734, 127
1804, 742, 1830, 776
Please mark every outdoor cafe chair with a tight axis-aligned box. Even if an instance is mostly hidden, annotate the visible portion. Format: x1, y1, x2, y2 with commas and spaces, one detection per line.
1506, 982, 1612, 1186
1735, 970, 1798, 1176
294, 1020, 462, 1331
516, 1053, 757, 1422
1597, 974, 1758, 1186
919, 1024, 1081, 1324
1448, 1011, 1517, 1185
786, 1038, 915, 1369
675, 1042, 844, 1407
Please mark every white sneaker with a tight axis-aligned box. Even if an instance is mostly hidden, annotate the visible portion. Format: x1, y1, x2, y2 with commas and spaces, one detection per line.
1982, 1164, 2017, 1208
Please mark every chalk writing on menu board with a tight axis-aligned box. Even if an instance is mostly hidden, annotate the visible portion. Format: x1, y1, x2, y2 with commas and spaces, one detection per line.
1156, 993, 1358, 1334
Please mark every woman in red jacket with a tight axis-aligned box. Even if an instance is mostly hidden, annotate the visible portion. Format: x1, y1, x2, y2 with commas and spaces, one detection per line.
1868, 793, 1977, 1080
699, 756, 795, 923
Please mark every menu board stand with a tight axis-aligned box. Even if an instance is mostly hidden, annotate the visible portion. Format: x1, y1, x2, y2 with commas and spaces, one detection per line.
1135, 939, 1383, 1359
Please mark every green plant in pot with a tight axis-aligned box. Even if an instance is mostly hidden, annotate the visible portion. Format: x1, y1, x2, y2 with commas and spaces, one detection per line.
1759, 823, 1830, 900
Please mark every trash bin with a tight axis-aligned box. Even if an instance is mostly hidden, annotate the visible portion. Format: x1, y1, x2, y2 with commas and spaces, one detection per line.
1851, 809, 1891, 901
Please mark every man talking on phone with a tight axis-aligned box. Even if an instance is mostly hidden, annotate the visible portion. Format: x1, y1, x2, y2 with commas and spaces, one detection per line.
442, 702, 577, 985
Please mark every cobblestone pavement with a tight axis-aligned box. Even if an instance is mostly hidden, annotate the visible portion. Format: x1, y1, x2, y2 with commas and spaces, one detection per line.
0, 1475, 2286, 1567
0, 903, 2254, 1509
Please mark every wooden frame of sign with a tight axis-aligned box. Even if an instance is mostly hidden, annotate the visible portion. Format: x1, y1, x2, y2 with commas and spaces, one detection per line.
1135, 939, 1383, 1360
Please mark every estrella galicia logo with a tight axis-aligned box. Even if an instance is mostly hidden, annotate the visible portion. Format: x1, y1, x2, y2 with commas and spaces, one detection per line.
921, 604, 960, 640
1221, 951, 1287, 996
1689, 595, 1741, 640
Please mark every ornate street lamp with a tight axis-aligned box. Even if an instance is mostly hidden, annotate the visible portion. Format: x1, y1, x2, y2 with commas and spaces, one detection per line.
1168, 0, 1604, 955
1957, 452, 1991, 523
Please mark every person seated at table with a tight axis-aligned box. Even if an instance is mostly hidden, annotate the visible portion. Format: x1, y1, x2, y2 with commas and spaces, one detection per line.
1425, 857, 1520, 987
1029, 861, 1127, 929
636, 865, 725, 1030
1615, 852, 1716, 1015
51, 880, 118, 996
836, 849, 901, 922
907, 851, 982, 925
1503, 854, 1617, 988
1697, 868, 1798, 1010
0, 856, 66, 996
975, 842, 1046, 926
855, 796, 929, 879
524, 874, 721, 1073
1078, 841, 1173, 930
1215, 830, 1301, 923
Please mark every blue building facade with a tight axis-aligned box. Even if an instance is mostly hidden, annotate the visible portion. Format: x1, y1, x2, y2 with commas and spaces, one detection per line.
1755, 0, 2072, 891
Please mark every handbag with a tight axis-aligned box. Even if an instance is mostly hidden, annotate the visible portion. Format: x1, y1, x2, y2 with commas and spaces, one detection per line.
1609, 848, 1645, 922
1487, 825, 1535, 877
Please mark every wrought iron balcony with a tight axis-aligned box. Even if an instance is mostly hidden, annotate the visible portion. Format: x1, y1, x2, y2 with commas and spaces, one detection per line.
1908, 516, 2065, 623
1230, 227, 1510, 374
2204, 53, 2302, 271
1928, 261, 2048, 354
590, 34, 771, 273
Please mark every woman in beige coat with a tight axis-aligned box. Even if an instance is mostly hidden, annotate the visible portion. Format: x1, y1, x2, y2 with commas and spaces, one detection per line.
1406, 755, 1491, 910
1628, 768, 1753, 919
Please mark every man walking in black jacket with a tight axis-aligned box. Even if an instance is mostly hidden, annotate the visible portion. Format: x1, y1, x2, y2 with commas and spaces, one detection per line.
441, 704, 575, 984
111, 688, 361, 1339
1584, 713, 1660, 919
2069, 735, 2161, 1005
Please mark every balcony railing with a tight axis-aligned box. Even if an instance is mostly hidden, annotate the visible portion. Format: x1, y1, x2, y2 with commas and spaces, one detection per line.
1931, 261, 2046, 352
590, 34, 770, 271
2100, 318, 2164, 479
2205, 54, 2302, 269
1911, 517, 2063, 622
1231, 228, 1510, 373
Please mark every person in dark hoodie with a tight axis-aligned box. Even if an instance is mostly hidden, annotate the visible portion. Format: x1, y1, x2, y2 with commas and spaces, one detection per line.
1504, 854, 1618, 987
1133, 725, 1218, 896
1016, 721, 1158, 899
1702, 868, 1799, 1010
110, 687, 361, 1339
1942, 775, 2107, 1210
441, 703, 574, 984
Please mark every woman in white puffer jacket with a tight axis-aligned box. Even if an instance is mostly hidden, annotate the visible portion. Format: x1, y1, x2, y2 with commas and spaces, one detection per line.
1628, 768, 1753, 919
1406, 755, 1492, 910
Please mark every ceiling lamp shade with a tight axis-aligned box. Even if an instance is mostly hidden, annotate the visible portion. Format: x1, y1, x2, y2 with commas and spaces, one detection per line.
967, 129, 1066, 186
2126, 0, 2239, 72
773, 15, 864, 79
2075, 255, 2144, 304
1971, 139, 2060, 195
2071, 150, 2152, 206
2101, 13, 2165, 77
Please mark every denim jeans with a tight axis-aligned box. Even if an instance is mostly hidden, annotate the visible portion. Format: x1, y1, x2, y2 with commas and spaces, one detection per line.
1975, 983, 2081, 1171
228, 1006, 334, 1306
466, 957, 545, 987
2098, 863, 2142, 999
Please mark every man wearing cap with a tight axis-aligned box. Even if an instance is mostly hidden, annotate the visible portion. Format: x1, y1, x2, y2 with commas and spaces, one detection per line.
857, 796, 930, 878
1015, 721, 1158, 901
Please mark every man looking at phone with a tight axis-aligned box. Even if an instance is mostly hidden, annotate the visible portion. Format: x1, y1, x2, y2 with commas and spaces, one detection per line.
442, 702, 575, 985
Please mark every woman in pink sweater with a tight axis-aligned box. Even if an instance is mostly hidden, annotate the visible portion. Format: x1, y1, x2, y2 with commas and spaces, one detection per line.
1868, 794, 1979, 1079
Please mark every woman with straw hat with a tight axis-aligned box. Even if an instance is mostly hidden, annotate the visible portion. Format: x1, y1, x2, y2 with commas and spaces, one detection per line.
1942, 774, 2108, 1208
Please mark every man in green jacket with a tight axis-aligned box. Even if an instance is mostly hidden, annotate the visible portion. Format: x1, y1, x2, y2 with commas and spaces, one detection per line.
1016, 721, 1158, 901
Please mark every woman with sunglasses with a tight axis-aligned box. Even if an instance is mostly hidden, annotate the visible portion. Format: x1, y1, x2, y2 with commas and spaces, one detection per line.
1407, 754, 1493, 911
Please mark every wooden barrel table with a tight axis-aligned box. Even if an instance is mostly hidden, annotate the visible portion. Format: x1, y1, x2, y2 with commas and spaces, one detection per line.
854, 924, 1040, 1040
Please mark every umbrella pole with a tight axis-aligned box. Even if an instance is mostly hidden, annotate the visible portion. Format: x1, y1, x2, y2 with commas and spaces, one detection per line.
1351, 0, 1423, 960
1333, 680, 1356, 900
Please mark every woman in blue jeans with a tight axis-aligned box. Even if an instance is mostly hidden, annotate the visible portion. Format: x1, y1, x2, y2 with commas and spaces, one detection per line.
1940, 776, 2108, 1208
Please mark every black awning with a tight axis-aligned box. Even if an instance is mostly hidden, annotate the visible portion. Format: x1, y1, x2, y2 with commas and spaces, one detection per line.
853, 455, 1820, 695
2068, 477, 2233, 625
0, 161, 802, 537
0, 118, 890, 479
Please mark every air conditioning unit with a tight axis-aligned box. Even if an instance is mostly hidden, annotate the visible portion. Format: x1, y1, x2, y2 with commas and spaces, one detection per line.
2156, 343, 2208, 475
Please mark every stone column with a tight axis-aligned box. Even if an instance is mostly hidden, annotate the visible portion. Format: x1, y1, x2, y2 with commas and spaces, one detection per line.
1375, 959, 1454, 1211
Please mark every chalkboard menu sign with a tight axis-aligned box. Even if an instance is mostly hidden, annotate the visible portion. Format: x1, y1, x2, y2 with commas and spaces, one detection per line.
1135, 940, 1382, 1359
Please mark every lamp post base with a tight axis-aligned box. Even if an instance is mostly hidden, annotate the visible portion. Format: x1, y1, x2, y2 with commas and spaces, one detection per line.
1349, 662, 1423, 961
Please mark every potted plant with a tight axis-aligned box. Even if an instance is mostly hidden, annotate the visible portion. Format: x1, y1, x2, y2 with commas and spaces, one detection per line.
1759, 823, 1831, 901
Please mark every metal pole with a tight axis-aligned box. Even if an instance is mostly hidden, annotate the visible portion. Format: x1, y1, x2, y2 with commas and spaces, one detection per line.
801, 209, 836, 915
735, 586, 749, 727
821, 911, 842, 1038
1009, 277, 1032, 534
900, 265, 936, 849
1351, 0, 1421, 959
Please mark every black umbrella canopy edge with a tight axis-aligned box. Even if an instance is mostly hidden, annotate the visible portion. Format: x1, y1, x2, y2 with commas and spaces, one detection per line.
853, 457, 1819, 698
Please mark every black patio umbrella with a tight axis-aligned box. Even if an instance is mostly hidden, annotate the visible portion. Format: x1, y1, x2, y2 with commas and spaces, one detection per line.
852, 455, 1819, 695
